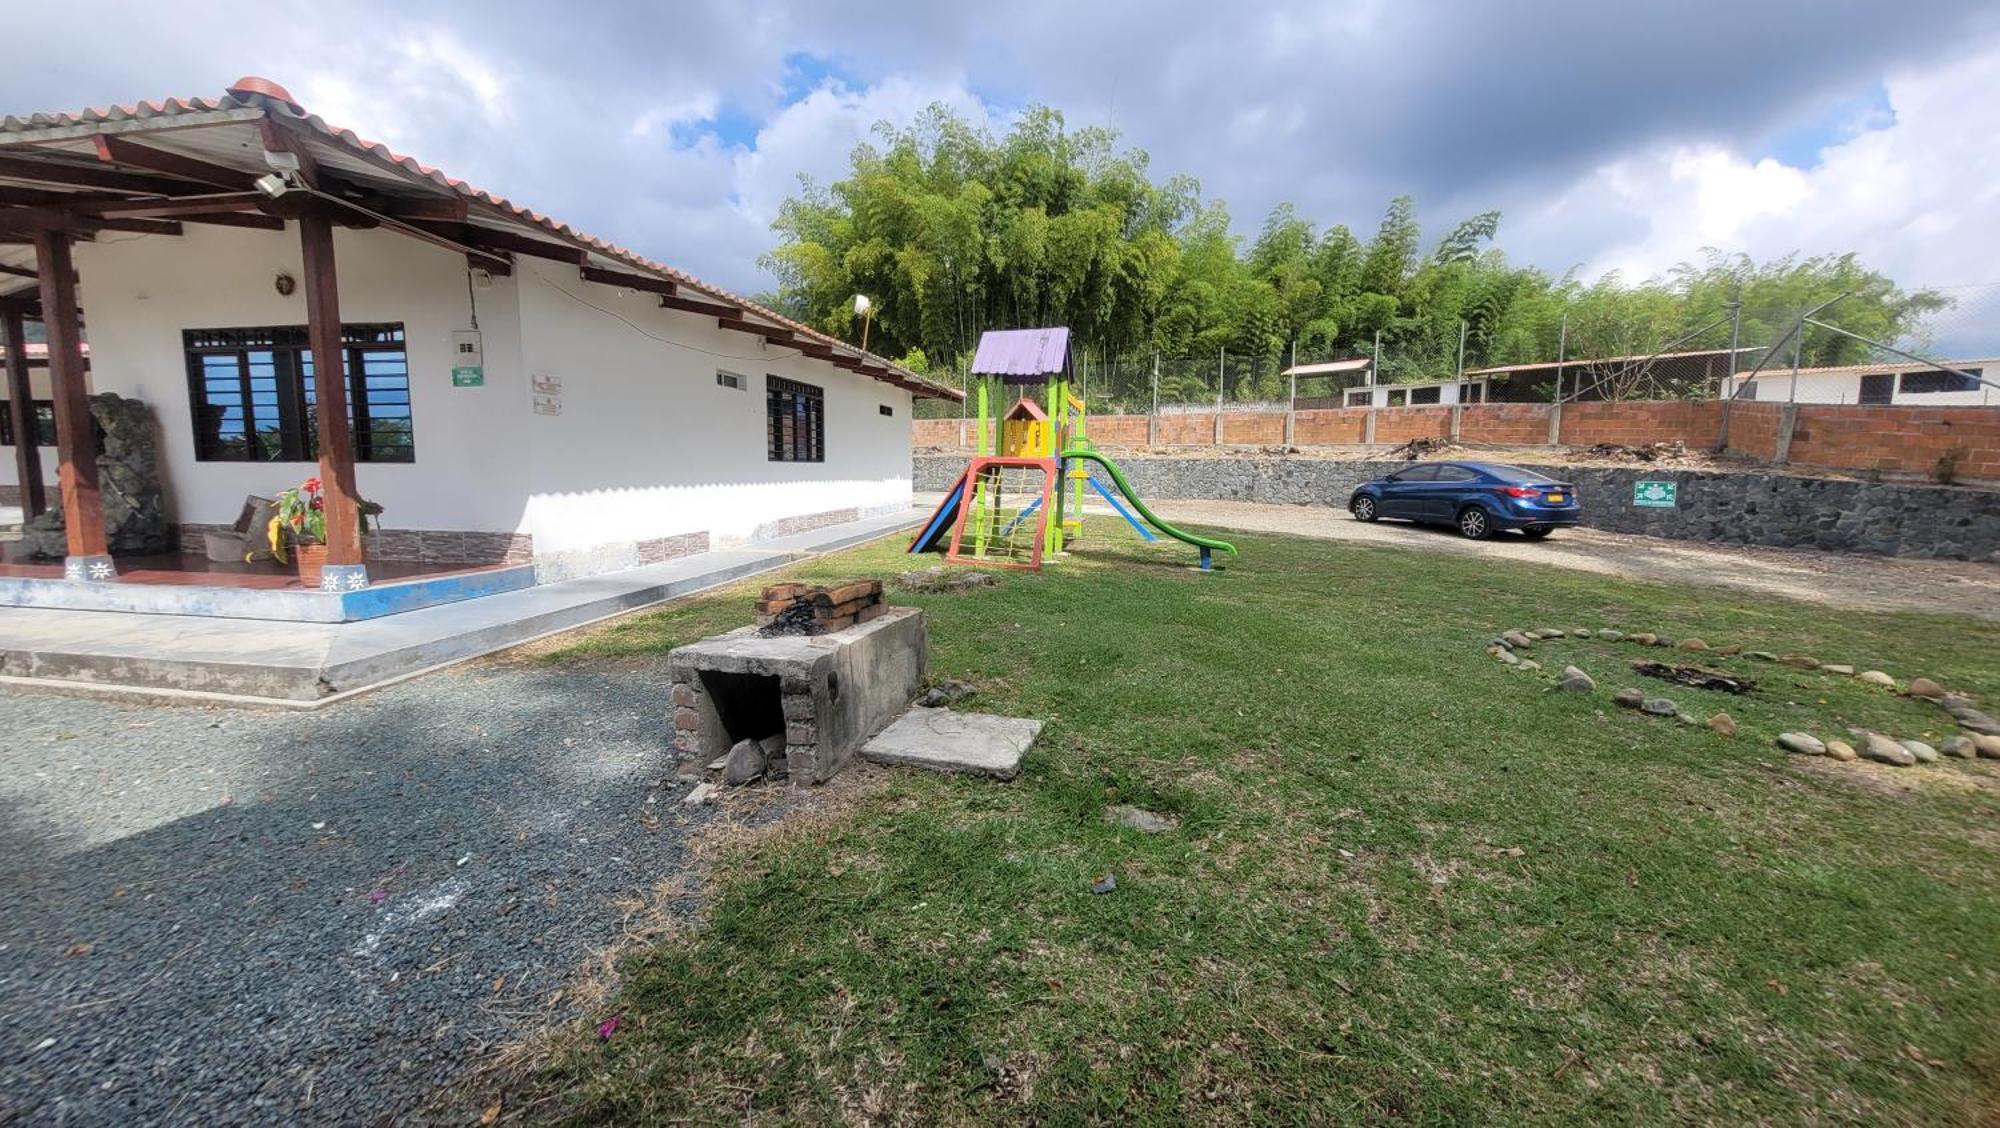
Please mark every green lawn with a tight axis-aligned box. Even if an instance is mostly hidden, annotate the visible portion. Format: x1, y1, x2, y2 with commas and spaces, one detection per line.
513, 522, 2000, 1124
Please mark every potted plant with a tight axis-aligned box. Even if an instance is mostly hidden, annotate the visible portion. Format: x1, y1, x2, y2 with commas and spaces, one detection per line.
266, 477, 383, 588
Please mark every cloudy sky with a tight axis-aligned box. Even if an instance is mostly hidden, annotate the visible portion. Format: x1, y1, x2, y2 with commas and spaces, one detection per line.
8, 0, 2000, 310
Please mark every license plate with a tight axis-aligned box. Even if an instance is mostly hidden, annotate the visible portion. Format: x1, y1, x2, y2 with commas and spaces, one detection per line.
1544, 493, 1565, 504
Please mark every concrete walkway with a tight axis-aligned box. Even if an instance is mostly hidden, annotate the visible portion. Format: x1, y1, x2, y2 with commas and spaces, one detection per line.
0, 511, 918, 704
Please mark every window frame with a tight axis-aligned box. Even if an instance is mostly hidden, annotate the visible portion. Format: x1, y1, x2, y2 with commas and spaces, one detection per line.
766, 375, 825, 463
182, 323, 414, 464
1898, 368, 1981, 395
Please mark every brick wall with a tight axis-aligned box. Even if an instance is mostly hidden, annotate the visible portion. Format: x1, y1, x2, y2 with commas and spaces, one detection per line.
1373, 406, 1453, 443
1558, 401, 1722, 447
913, 418, 962, 447
1156, 413, 1217, 445
1088, 415, 1151, 446
1458, 404, 1553, 445
915, 399, 2000, 485
1785, 405, 2000, 481
1221, 412, 1286, 445
1293, 409, 1368, 444
1722, 402, 1783, 461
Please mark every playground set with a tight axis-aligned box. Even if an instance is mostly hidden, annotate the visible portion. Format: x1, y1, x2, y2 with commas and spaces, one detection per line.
910, 327, 1237, 571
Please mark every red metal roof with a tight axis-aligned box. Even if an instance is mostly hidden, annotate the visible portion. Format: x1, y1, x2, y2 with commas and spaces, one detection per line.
0, 77, 957, 400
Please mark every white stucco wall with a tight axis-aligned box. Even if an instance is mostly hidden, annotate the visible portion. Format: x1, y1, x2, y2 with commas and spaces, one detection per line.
37, 224, 915, 571
513, 259, 913, 555
68, 222, 533, 531
1725, 370, 1996, 406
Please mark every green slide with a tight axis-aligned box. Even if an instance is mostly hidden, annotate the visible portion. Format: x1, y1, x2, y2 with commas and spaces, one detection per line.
1058, 448, 1238, 555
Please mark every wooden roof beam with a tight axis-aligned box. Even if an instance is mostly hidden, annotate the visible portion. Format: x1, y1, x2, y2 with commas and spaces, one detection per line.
580, 265, 676, 296
92, 135, 257, 192
0, 263, 37, 280
657, 292, 738, 319
0, 152, 202, 196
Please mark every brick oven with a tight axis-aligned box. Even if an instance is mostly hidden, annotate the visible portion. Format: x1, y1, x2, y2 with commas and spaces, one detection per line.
668, 584, 924, 784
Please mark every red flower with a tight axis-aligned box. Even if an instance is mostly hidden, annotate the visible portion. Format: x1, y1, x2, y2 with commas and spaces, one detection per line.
303, 477, 322, 493
310, 497, 324, 511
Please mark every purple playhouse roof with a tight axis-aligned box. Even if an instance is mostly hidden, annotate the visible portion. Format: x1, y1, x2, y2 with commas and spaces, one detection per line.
970, 328, 1072, 380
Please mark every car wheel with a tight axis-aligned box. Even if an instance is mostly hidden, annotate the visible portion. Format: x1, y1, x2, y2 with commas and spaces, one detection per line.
1350, 495, 1379, 522
1457, 506, 1493, 539
1521, 526, 1554, 540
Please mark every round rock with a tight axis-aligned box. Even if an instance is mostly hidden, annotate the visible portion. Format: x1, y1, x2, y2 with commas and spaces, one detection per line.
1857, 671, 1896, 688
1907, 677, 1947, 701
1825, 739, 1859, 762
1901, 739, 1939, 764
1641, 698, 1679, 717
1859, 732, 1915, 766
1776, 732, 1825, 755
1707, 712, 1736, 737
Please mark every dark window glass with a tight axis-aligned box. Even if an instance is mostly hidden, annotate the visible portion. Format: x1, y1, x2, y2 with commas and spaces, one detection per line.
1391, 464, 1440, 482
0, 400, 57, 446
1734, 380, 1759, 400
183, 323, 413, 462
1485, 464, 1559, 483
1410, 386, 1441, 405
1460, 383, 1485, 404
1899, 368, 1981, 394
767, 375, 825, 462
1857, 373, 1895, 405
1433, 465, 1480, 482
1387, 389, 1408, 407
879, 404, 894, 417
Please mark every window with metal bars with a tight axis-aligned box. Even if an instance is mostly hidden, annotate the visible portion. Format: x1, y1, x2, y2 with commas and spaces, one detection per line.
183, 324, 414, 462
1898, 368, 1981, 395
0, 399, 56, 446
766, 375, 824, 462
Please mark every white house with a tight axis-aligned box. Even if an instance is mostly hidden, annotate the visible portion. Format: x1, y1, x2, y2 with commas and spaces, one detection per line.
1723, 358, 1997, 406
0, 77, 957, 592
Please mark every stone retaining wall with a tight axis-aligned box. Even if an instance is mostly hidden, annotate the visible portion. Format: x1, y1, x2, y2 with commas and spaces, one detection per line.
914, 455, 2000, 562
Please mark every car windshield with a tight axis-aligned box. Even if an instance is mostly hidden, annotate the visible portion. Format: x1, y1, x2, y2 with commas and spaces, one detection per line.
1485, 465, 1559, 483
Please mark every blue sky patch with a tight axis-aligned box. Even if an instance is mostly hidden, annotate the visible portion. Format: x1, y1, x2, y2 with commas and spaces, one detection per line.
1761, 82, 1894, 168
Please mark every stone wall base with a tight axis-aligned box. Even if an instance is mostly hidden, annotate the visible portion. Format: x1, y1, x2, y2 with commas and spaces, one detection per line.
916, 454, 2000, 562
177, 524, 534, 566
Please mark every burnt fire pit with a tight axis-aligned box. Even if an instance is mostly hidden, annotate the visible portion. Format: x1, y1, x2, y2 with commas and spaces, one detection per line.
668, 584, 924, 785
1632, 661, 1757, 695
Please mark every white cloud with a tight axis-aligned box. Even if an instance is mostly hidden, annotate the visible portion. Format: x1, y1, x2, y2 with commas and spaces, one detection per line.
1518, 42, 2000, 290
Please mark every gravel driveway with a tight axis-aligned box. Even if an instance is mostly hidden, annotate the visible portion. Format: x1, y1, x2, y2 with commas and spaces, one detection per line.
0, 657, 696, 1124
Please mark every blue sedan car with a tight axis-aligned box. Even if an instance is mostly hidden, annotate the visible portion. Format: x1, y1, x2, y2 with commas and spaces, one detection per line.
1348, 461, 1581, 539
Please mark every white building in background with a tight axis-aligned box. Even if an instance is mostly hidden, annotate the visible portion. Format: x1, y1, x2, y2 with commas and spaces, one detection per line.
0, 77, 958, 583
1723, 359, 1998, 406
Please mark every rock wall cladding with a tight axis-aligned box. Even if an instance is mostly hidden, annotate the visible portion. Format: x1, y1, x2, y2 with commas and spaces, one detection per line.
913, 455, 2000, 562
22, 392, 173, 558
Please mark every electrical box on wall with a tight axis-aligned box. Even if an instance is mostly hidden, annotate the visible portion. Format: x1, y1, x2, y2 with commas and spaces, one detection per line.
451, 329, 484, 387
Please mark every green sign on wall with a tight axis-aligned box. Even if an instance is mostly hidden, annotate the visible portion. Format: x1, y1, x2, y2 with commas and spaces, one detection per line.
452, 365, 485, 387
1633, 480, 1677, 508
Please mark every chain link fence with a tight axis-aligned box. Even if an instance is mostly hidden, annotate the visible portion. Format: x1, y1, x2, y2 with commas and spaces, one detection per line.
912, 278, 2000, 419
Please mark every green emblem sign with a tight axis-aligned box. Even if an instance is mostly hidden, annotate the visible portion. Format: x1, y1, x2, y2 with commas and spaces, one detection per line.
1633, 480, 1677, 508
452, 365, 485, 387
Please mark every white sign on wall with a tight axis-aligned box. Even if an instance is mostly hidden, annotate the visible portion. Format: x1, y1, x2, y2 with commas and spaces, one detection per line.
532, 373, 563, 416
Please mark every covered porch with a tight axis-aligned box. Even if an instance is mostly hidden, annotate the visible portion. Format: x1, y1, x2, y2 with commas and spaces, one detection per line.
1, 76, 948, 624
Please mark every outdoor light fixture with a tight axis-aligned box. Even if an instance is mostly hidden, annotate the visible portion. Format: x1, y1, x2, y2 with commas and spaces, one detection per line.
255, 172, 292, 198
853, 293, 874, 353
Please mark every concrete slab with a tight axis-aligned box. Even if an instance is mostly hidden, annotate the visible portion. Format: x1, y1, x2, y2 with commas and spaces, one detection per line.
861, 706, 1040, 780
0, 510, 920, 704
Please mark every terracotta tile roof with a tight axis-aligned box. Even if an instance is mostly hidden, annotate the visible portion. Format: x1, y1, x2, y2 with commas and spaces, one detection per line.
0, 78, 958, 400
1464, 347, 1764, 376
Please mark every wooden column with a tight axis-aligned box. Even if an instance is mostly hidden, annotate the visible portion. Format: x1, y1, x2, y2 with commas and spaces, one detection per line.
34, 229, 110, 568
297, 210, 365, 576
2, 302, 45, 517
